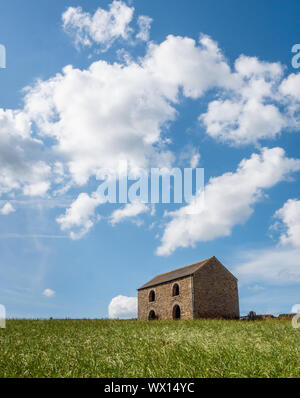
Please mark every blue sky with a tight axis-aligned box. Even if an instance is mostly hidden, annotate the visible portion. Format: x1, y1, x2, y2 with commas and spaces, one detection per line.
0, 0, 300, 318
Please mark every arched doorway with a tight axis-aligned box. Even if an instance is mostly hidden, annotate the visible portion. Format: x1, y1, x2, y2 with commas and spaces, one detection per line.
148, 310, 156, 320
173, 304, 181, 320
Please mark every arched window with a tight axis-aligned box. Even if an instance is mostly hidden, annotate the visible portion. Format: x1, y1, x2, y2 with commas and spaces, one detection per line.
148, 310, 156, 320
173, 304, 181, 320
172, 283, 179, 296
149, 290, 155, 302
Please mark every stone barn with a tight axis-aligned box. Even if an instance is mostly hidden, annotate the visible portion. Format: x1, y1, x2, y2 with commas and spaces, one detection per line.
137, 256, 239, 320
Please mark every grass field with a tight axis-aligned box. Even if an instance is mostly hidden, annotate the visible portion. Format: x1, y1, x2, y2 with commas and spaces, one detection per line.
0, 319, 299, 378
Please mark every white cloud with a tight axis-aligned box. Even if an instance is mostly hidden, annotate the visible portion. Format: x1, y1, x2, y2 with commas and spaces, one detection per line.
233, 247, 300, 284
280, 73, 300, 100
0, 109, 51, 197
0, 202, 15, 215
23, 181, 50, 197
53, 25, 297, 148
110, 202, 149, 225
62, 1, 134, 50
24, 34, 234, 189
272, 199, 300, 247
234, 55, 282, 79
200, 55, 289, 145
143, 34, 233, 99
3, 28, 300, 241
25, 58, 176, 186
43, 288, 55, 297
108, 295, 137, 319
291, 304, 300, 313
202, 98, 285, 145
59, 24, 300, 147
136, 15, 152, 42
23, 33, 300, 199
56, 193, 101, 239
157, 147, 300, 256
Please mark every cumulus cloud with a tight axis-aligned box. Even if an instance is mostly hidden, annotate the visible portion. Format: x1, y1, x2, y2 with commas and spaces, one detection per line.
2, 25, 300, 240
157, 147, 300, 256
0, 202, 15, 215
143, 34, 233, 99
0, 109, 51, 197
272, 199, 300, 247
108, 295, 137, 319
25, 59, 175, 186
234, 55, 282, 78
61, 18, 300, 147
233, 247, 300, 284
43, 288, 55, 297
62, 1, 134, 50
24, 33, 300, 192
110, 202, 149, 225
24, 34, 234, 188
280, 73, 300, 100
56, 193, 101, 239
202, 98, 285, 145
200, 55, 290, 145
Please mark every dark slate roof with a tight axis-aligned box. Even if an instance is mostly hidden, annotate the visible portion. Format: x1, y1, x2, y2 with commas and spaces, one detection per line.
138, 256, 215, 290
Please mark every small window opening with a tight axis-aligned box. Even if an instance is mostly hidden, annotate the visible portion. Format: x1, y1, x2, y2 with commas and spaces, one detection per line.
172, 283, 179, 296
149, 290, 155, 302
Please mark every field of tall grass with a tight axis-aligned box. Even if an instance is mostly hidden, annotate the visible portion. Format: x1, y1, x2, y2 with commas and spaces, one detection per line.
0, 319, 299, 378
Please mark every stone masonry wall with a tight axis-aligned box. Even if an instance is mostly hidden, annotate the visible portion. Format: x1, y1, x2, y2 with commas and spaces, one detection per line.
193, 257, 240, 319
138, 276, 193, 320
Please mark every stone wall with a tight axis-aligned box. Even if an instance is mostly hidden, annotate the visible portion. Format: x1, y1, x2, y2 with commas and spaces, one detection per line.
138, 276, 193, 320
193, 257, 240, 319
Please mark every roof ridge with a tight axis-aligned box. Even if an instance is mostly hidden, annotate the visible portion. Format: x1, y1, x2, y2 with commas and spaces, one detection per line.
138, 256, 215, 290
155, 257, 213, 278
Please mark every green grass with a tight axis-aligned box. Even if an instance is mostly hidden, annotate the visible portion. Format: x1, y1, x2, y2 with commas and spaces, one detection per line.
0, 319, 299, 378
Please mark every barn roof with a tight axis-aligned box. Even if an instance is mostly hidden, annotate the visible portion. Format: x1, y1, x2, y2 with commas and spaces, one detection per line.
138, 256, 217, 290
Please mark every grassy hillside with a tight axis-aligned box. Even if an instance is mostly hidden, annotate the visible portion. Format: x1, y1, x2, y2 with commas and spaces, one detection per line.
0, 319, 299, 378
